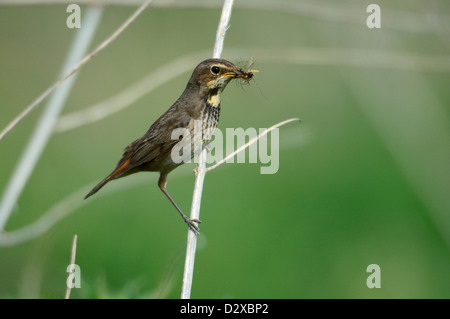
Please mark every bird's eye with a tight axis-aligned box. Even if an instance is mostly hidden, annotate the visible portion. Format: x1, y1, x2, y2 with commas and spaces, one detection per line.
211, 66, 220, 74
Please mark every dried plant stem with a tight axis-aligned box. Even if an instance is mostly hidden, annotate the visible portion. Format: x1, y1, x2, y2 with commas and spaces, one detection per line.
180, 150, 207, 299
180, 0, 234, 300
64, 234, 78, 299
212, 0, 234, 59
206, 118, 301, 173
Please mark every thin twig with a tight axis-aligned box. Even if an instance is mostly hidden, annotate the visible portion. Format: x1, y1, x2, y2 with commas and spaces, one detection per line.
180, 0, 235, 300
0, 7, 103, 232
0, 0, 152, 142
0, 126, 308, 247
205, 118, 301, 173
65, 234, 78, 299
212, 0, 234, 59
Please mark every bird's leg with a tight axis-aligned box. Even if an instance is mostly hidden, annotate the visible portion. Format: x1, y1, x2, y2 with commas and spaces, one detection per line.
158, 174, 201, 235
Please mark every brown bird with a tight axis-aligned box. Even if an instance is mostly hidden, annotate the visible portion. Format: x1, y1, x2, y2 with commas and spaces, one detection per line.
84, 58, 257, 234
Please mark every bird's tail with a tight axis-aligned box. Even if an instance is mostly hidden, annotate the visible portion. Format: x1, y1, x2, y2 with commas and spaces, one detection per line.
84, 158, 131, 199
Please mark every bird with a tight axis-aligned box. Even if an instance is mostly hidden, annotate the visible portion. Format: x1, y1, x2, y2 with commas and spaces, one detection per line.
84, 58, 258, 234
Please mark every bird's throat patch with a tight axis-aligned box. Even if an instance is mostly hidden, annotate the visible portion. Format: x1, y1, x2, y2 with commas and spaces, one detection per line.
207, 94, 220, 108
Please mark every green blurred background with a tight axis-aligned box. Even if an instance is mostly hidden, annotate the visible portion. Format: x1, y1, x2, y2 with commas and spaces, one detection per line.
1, 0, 449, 298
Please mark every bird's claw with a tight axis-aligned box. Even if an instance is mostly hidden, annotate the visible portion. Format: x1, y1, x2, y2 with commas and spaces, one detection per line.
186, 218, 201, 235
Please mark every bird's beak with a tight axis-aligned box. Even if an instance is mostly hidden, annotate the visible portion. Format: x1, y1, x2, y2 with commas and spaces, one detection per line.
212, 68, 259, 89
222, 71, 239, 78
224, 69, 260, 79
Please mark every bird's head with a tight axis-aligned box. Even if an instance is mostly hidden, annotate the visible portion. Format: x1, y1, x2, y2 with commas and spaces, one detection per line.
188, 58, 258, 94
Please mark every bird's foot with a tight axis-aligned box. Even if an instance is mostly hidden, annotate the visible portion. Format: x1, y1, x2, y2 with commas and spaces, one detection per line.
185, 217, 202, 235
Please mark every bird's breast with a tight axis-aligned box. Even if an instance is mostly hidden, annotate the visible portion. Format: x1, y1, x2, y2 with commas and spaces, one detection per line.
202, 101, 221, 141
183, 100, 221, 160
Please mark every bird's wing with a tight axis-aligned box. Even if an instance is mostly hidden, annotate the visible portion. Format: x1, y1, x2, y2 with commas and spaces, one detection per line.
117, 107, 191, 170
